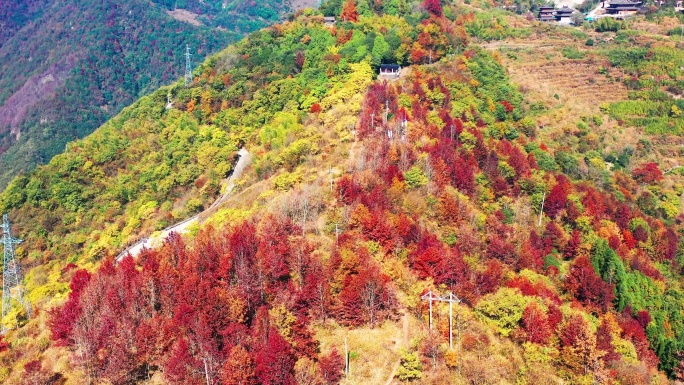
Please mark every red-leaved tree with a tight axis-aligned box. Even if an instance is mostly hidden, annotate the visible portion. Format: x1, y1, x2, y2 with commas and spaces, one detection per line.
0, 335, 8, 353
632, 162, 664, 184
565, 256, 614, 311
423, 0, 443, 16
48, 269, 91, 346
339, 262, 396, 327
521, 302, 552, 344
222, 345, 256, 385
255, 328, 295, 385
544, 180, 569, 218
319, 348, 345, 384
295, 51, 305, 72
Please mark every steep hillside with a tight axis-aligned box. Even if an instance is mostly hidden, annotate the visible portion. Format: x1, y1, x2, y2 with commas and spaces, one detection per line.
480, 14, 684, 240
0, 0, 301, 189
153, 0, 320, 32
0, 0, 49, 45
2, 0, 684, 384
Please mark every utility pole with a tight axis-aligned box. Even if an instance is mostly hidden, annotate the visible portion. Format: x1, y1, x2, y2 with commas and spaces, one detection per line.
421, 291, 441, 330
402, 116, 407, 142
538, 191, 546, 227
420, 290, 464, 374
421, 291, 462, 348
384, 100, 389, 124
329, 166, 333, 192
345, 336, 350, 380
443, 292, 461, 350
185, 44, 193, 87
456, 303, 462, 375
202, 357, 210, 385
335, 223, 339, 246
1, 214, 29, 334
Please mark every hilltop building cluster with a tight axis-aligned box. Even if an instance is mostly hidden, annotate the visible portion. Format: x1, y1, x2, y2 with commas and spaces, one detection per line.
537, 0, 645, 24
537, 4, 579, 24
604, 0, 643, 15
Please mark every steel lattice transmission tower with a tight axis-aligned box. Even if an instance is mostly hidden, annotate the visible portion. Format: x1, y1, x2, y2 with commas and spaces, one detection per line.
1, 214, 30, 334
185, 44, 193, 87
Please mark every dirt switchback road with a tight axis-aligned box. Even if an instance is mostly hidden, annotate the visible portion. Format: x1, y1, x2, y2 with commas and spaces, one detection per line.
116, 148, 251, 261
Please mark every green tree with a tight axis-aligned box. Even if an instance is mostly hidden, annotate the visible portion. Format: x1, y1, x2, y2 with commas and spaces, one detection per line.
404, 166, 428, 188
371, 34, 390, 66
475, 288, 532, 336
591, 239, 628, 310
555, 151, 579, 177
396, 349, 422, 381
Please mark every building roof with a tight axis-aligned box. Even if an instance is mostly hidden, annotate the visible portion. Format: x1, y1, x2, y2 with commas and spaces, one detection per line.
607, 4, 641, 9
608, 0, 642, 5
380, 64, 401, 70
556, 5, 575, 14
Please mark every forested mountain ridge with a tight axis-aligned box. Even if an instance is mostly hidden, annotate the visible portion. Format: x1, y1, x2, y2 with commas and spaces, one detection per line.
1, 0, 684, 384
0, 0, 48, 45
153, 0, 319, 31
0, 0, 301, 190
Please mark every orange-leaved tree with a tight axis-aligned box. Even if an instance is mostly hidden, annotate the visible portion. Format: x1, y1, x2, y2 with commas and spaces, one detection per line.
340, 0, 359, 22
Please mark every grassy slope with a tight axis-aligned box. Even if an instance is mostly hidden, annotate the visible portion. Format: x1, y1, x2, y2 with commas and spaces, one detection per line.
481, 10, 684, 376
487, 16, 684, 221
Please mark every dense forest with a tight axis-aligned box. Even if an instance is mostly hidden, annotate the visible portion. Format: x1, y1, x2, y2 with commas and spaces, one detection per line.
151, 0, 299, 31
0, 0, 295, 189
1, 0, 684, 383
0, 0, 49, 44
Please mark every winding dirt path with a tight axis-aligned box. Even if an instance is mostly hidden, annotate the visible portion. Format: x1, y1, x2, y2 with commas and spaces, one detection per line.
115, 148, 251, 261
383, 311, 409, 385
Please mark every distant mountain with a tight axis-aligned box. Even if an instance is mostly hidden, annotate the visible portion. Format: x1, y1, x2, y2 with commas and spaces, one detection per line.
0, 0, 306, 189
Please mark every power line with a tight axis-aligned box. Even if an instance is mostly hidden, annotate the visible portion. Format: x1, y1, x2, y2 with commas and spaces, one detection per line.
1, 214, 30, 334
185, 44, 193, 87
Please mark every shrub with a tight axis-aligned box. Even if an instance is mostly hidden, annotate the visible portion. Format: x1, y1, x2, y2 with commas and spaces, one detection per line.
632, 162, 664, 184
595, 18, 623, 33
667, 26, 684, 36
404, 165, 428, 188
561, 46, 586, 59
273, 170, 303, 191
475, 288, 532, 337
186, 198, 203, 213
531, 149, 558, 171
396, 350, 422, 381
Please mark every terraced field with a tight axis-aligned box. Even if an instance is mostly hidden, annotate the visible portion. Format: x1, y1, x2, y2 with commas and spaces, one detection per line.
485, 31, 684, 187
